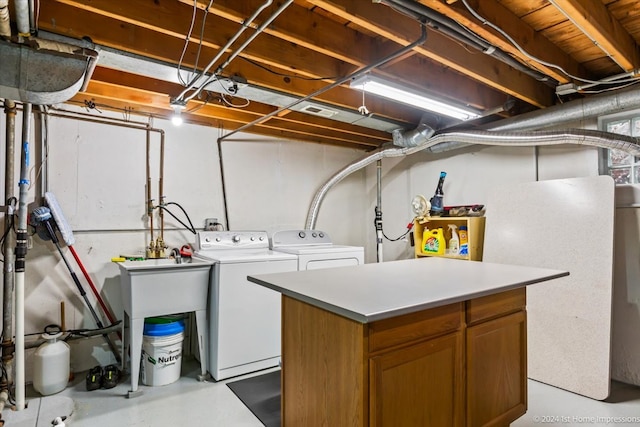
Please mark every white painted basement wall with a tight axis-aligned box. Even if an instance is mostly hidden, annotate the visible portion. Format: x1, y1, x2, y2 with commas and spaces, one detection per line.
1, 106, 639, 387
0, 106, 367, 377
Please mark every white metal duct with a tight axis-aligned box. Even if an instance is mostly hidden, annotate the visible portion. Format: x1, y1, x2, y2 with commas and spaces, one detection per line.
0, 38, 98, 104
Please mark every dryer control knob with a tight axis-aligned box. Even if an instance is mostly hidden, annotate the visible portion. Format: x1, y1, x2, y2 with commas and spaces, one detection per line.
250, 236, 256, 241
319, 232, 324, 238
298, 231, 306, 239
312, 232, 317, 237
215, 237, 221, 242
259, 236, 264, 241
232, 235, 241, 243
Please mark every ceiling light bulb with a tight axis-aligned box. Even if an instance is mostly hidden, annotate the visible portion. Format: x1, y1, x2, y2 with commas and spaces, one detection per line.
169, 100, 186, 126
350, 75, 481, 121
171, 111, 183, 126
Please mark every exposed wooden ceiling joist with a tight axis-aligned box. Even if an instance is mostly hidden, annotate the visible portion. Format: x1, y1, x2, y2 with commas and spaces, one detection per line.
5, 0, 638, 149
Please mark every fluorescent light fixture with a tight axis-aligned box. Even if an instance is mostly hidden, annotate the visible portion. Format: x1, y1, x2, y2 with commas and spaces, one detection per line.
350, 75, 481, 121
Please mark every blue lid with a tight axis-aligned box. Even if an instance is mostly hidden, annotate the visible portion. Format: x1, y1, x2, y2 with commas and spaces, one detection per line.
143, 319, 185, 336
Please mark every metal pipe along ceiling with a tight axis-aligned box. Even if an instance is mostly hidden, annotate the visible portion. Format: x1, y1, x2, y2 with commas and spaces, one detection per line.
177, 0, 275, 102
304, 129, 640, 229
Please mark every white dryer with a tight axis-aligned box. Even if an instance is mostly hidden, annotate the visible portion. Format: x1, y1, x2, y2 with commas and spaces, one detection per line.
270, 229, 364, 270
193, 231, 297, 380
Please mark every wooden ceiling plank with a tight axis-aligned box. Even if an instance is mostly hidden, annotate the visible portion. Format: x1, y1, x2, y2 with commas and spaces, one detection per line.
417, 0, 585, 84
307, 0, 554, 108
518, 3, 567, 31
181, 0, 372, 67
495, 0, 549, 18
45, 0, 348, 80
549, 0, 639, 71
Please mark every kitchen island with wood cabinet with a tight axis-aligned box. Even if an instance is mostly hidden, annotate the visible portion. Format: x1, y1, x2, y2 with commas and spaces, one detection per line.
248, 257, 568, 427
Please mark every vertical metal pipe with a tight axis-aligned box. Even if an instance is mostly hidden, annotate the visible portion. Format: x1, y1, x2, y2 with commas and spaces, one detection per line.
15, 102, 32, 410
158, 130, 165, 240
375, 160, 383, 263
217, 138, 231, 231
146, 128, 154, 251
2, 100, 16, 392
28, 0, 35, 34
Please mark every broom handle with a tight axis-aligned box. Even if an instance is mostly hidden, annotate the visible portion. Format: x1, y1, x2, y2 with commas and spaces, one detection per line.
68, 245, 120, 336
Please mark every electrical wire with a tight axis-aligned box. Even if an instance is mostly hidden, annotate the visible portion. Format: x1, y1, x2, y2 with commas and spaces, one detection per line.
28, 106, 49, 191
176, 0, 200, 86
156, 202, 197, 234
379, 219, 414, 242
0, 198, 16, 262
373, 213, 413, 242
220, 94, 251, 108
460, 0, 640, 87
190, 0, 215, 82
194, 77, 252, 108
578, 79, 640, 94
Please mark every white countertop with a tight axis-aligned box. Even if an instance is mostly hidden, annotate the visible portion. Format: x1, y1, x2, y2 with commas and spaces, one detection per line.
248, 257, 569, 323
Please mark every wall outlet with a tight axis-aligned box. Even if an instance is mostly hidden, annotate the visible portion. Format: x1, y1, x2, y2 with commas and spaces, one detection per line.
204, 218, 218, 231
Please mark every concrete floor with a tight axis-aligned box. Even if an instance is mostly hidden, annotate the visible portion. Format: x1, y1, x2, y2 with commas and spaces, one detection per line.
2, 358, 640, 426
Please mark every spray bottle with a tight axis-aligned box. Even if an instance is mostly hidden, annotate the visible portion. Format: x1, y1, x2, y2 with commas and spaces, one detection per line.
447, 224, 459, 255
430, 171, 446, 216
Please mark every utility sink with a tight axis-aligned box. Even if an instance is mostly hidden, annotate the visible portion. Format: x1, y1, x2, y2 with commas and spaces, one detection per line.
118, 257, 214, 317
118, 257, 215, 397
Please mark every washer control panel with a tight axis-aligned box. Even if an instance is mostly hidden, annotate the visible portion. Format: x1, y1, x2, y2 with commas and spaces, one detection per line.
196, 231, 268, 250
270, 229, 332, 248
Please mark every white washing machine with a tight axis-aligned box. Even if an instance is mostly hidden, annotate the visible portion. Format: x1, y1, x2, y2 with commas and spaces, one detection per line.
270, 229, 364, 270
193, 230, 297, 381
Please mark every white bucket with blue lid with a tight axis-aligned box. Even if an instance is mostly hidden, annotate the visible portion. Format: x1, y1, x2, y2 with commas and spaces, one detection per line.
141, 319, 185, 386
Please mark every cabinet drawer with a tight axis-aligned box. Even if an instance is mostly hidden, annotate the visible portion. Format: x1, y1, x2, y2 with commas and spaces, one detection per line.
466, 288, 526, 326
368, 302, 463, 353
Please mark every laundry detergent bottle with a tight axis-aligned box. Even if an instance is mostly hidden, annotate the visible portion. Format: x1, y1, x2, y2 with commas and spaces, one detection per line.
458, 225, 469, 256
422, 228, 445, 255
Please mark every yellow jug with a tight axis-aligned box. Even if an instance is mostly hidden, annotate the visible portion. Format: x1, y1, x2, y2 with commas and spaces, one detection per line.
422, 228, 445, 255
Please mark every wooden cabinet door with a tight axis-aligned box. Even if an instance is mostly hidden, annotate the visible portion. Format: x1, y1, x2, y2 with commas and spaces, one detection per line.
369, 332, 464, 427
466, 311, 527, 427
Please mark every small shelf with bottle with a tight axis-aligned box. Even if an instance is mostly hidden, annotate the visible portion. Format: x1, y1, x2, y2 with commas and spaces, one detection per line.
413, 216, 485, 261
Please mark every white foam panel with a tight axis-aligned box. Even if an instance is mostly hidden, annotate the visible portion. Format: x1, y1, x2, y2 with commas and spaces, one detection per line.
483, 176, 615, 400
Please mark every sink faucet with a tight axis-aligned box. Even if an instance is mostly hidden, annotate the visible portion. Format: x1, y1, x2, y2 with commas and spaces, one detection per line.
170, 248, 182, 264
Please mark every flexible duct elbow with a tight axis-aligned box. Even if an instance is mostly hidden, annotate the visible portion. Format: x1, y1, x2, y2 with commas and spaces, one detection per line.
392, 122, 435, 147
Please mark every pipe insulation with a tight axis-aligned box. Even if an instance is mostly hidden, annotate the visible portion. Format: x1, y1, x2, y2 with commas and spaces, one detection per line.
15, 103, 32, 411
304, 129, 640, 229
